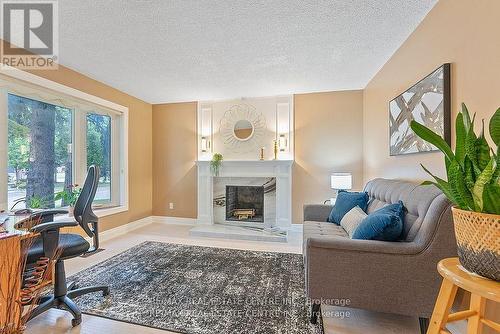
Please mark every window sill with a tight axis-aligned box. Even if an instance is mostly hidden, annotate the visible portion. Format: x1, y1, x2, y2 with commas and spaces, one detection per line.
95, 205, 128, 218
52, 205, 128, 221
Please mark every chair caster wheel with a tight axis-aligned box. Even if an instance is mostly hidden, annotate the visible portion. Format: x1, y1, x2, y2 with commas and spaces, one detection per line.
72, 317, 82, 327
103, 288, 110, 296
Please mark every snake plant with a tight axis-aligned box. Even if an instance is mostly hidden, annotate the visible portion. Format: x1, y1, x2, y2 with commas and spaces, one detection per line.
410, 103, 500, 214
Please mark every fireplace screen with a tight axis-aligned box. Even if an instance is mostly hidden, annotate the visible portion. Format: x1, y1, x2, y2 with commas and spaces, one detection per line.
225, 185, 264, 222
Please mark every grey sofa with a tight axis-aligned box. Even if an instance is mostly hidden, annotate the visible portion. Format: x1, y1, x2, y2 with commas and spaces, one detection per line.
303, 178, 458, 334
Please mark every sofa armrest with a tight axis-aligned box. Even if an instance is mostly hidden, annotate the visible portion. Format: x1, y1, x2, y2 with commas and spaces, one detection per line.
306, 235, 423, 255
303, 204, 332, 222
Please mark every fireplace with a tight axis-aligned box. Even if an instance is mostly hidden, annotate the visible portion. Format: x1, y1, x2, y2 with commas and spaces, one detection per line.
194, 161, 293, 241
225, 185, 264, 223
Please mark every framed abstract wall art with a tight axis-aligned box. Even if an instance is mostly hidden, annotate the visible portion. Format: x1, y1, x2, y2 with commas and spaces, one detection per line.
389, 63, 451, 156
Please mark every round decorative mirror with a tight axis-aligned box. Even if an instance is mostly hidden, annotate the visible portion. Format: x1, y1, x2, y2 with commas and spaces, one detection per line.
233, 119, 254, 141
220, 103, 266, 152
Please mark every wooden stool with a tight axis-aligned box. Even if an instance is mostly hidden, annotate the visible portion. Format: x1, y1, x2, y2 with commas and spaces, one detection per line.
427, 258, 500, 334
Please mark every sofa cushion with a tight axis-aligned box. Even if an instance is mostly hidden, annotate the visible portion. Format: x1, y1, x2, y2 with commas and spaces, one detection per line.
327, 190, 369, 224
352, 201, 405, 241
340, 206, 367, 238
303, 221, 349, 239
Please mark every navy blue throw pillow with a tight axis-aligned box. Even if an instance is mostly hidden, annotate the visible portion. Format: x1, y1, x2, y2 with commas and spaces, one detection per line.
327, 190, 369, 225
351, 201, 405, 241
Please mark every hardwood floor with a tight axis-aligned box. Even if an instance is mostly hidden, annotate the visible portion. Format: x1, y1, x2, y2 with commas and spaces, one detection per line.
24, 222, 445, 334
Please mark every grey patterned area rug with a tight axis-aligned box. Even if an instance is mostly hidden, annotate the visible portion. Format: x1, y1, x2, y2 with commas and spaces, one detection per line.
69, 241, 322, 334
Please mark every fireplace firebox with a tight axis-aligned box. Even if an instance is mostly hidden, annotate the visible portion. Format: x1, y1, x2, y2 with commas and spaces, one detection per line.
225, 185, 264, 223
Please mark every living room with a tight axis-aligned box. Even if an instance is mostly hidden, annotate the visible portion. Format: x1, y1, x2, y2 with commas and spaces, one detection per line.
0, 1, 499, 334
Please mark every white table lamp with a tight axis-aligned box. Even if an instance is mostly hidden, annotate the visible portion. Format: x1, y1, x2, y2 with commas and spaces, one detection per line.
330, 173, 352, 204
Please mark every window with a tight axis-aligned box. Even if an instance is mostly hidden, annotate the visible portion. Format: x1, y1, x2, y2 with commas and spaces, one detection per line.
86, 113, 112, 205
7, 94, 72, 209
0, 69, 128, 216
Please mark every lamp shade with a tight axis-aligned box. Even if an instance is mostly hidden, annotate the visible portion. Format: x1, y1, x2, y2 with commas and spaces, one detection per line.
330, 173, 352, 190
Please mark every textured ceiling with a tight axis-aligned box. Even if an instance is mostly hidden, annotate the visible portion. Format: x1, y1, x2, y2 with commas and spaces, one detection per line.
58, 1, 437, 104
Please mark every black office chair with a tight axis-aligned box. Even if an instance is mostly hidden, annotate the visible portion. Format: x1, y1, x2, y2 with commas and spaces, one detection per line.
25, 165, 109, 326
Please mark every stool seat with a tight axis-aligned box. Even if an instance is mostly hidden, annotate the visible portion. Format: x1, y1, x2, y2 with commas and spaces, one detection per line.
437, 258, 500, 302
428, 257, 500, 334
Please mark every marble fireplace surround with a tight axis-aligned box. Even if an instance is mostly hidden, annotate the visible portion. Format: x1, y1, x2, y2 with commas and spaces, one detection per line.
196, 160, 293, 233
214, 177, 273, 228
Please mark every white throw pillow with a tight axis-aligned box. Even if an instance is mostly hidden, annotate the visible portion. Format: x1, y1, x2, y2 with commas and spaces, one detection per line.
340, 206, 368, 238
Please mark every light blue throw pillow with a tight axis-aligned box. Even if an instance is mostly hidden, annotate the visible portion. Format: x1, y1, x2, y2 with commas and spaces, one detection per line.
351, 201, 405, 241
327, 190, 369, 225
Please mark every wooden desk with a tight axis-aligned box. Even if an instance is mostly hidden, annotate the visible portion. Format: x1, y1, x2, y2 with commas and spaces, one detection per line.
0, 212, 34, 238
0, 213, 53, 332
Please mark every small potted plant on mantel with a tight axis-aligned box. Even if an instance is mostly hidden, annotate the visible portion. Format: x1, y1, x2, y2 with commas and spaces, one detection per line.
210, 153, 223, 176
55, 184, 81, 215
411, 104, 499, 281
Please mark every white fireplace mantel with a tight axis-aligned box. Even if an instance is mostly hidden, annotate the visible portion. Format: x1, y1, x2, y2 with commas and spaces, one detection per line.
196, 160, 293, 232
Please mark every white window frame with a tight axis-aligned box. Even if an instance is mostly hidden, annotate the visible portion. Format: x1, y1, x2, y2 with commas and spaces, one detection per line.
0, 66, 129, 218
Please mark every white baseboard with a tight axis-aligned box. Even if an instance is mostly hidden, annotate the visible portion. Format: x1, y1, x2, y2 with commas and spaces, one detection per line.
98, 216, 153, 242
151, 216, 197, 226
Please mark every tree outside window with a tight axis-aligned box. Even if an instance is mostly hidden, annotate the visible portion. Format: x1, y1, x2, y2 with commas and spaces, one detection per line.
7, 94, 72, 209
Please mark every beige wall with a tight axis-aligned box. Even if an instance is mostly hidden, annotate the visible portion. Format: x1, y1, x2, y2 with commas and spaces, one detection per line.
25, 65, 153, 232
293, 91, 364, 223
363, 0, 500, 183
152, 102, 197, 218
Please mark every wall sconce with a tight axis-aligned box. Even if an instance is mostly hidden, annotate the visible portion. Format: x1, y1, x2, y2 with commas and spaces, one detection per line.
199, 106, 213, 157
201, 136, 210, 152
278, 134, 287, 152
276, 101, 292, 157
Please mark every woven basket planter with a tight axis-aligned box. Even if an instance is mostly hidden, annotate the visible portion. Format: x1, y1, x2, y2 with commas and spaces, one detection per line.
452, 207, 500, 281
